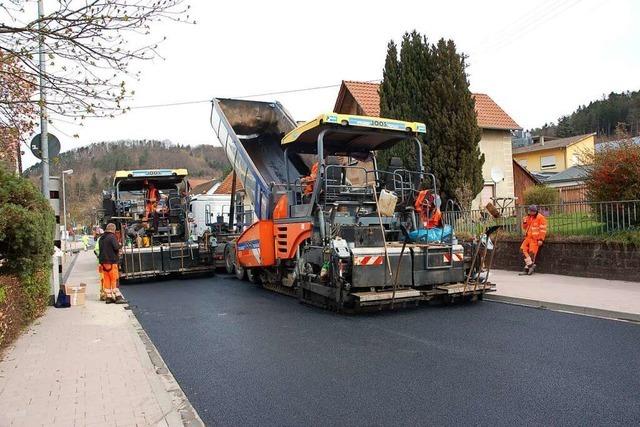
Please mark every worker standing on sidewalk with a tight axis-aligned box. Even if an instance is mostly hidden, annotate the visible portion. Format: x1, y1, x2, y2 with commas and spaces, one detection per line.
521, 205, 547, 275
93, 227, 107, 301
98, 223, 127, 304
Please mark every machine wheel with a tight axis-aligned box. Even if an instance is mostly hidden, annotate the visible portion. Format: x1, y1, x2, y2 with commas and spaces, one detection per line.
224, 245, 235, 275
246, 268, 261, 284
234, 263, 246, 281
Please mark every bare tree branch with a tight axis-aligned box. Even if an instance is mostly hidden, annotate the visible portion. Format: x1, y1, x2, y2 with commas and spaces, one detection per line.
0, 0, 193, 132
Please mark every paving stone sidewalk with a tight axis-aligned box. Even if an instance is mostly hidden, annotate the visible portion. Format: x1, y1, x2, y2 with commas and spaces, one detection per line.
0, 251, 201, 427
487, 269, 640, 321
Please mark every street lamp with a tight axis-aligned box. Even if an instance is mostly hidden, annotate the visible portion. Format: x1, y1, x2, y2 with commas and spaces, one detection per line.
61, 169, 73, 251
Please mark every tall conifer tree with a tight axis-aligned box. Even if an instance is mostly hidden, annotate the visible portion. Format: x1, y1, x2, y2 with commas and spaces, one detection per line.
379, 32, 484, 202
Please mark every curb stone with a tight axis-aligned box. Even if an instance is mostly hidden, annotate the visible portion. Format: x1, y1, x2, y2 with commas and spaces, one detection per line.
127, 309, 205, 426
485, 294, 640, 323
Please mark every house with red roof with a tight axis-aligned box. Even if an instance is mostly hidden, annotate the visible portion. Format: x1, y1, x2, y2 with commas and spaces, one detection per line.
333, 80, 521, 208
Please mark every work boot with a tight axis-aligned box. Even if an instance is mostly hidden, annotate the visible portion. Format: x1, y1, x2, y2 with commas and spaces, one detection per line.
527, 264, 536, 275
114, 295, 128, 305
105, 297, 116, 304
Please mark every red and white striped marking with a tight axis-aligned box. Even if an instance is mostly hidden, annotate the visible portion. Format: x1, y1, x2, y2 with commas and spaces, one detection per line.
354, 255, 384, 266
443, 253, 464, 263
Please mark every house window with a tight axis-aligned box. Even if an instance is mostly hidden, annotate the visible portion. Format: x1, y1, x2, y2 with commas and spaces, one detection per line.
540, 155, 556, 169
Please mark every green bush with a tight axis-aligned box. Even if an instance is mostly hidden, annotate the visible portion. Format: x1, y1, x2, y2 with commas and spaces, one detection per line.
0, 166, 54, 349
0, 165, 55, 274
523, 185, 559, 206
584, 140, 640, 202
20, 268, 50, 319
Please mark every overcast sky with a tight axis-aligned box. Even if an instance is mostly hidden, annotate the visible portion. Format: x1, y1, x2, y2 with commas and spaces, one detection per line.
23, 0, 639, 169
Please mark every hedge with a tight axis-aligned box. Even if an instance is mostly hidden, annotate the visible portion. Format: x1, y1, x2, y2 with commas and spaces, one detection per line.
523, 185, 559, 206
0, 165, 54, 349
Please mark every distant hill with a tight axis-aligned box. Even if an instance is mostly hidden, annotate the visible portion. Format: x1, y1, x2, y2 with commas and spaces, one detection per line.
531, 90, 640, 139
24, 139, 228, 226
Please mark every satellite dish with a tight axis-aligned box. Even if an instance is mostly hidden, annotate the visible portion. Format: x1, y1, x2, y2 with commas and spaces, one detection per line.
490, 167, 505, 184
30, 133, 61, 159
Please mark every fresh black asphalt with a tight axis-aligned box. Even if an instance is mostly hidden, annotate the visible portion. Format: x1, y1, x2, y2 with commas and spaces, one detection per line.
123, 275, 640, 426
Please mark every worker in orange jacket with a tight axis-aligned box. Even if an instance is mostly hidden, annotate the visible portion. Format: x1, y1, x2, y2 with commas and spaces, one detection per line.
144, 180, 159, 221
414, 190, 442, 229
301, 162, 319, 197
521, 205, 547, 274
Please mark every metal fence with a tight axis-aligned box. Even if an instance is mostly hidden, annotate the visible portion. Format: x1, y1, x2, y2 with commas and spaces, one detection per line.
443, 200, 640, 238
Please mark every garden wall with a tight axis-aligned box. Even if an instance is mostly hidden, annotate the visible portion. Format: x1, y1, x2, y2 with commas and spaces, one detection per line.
491, 238, 640, 282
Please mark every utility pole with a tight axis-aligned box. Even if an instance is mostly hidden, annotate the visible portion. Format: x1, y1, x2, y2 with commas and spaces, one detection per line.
38, 0, 49, 198
38, 0, 59, 301
61, 169, 74, 251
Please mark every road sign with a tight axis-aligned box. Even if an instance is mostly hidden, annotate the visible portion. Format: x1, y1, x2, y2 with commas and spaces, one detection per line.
30, 133, 61, 159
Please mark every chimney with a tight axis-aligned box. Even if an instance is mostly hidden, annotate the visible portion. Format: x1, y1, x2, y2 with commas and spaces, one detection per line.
540, 136, 545, 146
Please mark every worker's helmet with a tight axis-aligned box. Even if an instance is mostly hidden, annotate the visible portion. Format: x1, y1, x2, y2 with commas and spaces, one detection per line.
528, 204, 538, 214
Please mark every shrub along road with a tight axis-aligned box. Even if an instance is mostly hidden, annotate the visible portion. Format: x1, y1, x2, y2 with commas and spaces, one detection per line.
123, 275, 640, 426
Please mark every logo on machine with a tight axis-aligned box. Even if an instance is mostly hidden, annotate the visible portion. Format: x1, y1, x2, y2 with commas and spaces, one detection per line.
237, 239, 260, 251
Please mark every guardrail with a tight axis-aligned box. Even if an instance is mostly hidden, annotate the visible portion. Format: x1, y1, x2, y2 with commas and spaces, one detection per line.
443, 200, 640, 237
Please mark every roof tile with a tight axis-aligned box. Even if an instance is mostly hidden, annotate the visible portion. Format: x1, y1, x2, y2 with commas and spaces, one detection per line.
214, 172, 244, 195
336, 81, 521, 130
512, 133, 595, 155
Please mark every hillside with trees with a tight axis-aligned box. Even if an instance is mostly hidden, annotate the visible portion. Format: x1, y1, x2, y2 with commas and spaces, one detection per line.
532, 90, 640, 138
24, 140, 228, 226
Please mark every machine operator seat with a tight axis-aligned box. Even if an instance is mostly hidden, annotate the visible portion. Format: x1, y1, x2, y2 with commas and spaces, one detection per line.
324, 156, 344, 202
383, 157, 403, 189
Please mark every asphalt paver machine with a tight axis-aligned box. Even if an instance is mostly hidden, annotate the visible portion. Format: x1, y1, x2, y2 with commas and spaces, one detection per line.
210, 99, 496, 311
100, 169, 216, 281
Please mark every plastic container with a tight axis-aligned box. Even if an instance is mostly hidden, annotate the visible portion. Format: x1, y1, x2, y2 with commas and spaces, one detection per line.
378, 189, 398, 217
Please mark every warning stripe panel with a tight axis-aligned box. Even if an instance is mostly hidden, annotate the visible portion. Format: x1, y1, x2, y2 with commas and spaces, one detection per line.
354, 255, 384, 266
443, 253, 464, 262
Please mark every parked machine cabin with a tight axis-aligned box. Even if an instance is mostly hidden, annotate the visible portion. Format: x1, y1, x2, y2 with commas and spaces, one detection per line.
100, 169, 217, 280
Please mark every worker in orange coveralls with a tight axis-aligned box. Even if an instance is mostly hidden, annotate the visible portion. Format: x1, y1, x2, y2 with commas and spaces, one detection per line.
521, 204, 547, 275
98, 223, 127, 304
301, 162, 319, 198
414, 190, 442, 229
143, 180, 159, 220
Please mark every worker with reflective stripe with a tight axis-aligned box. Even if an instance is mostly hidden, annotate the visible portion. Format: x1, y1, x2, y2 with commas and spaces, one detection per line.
93, 227, 106, 301
520, 204, 547, 274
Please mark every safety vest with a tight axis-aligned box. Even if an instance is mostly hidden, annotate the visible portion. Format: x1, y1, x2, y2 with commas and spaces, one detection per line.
523, 213, 547, 240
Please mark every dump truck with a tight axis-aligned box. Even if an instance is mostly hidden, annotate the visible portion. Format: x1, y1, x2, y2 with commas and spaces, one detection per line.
210, 99, 496, 311
100, 169, 217, 280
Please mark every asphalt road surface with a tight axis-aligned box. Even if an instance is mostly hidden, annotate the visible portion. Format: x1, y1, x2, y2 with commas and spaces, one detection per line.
123, 275, 640, 426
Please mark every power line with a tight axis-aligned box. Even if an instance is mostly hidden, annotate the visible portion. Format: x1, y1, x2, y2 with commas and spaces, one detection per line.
128, 98, 211, 110
475, 0, 583, 54
127, 79, 381, 110
233, 80, 380, 99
